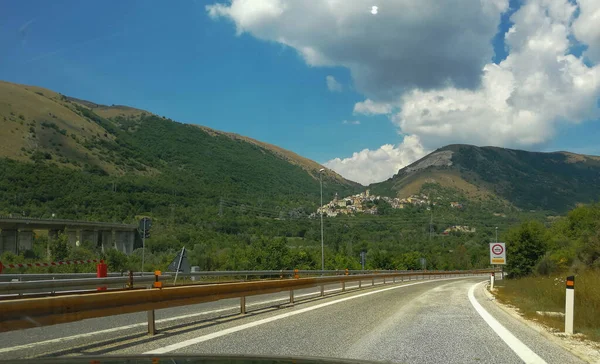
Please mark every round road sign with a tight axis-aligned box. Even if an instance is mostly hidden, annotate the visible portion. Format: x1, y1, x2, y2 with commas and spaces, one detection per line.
492, 244, 504, 255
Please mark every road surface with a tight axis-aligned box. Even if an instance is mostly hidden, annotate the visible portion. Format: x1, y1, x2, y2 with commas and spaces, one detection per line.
0, 276, 585, 363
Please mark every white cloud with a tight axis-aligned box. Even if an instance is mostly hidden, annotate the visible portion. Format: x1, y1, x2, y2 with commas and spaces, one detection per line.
207, 0, 508, 98
326, 75, 342, 92
393, 0, 600, 150
324, 135, 428, 185
353, 98, 392, 115
209, 0, 600, 183
207, 0, 285, 35
342, 120, 360, 125
573, 0, 600, 63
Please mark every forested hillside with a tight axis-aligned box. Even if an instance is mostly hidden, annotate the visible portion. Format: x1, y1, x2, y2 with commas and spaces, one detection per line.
371, 144, 600, 213
0, 81, 578, 274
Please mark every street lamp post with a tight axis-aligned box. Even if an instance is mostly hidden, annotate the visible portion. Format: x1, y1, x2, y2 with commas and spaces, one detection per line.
319, 168, 325, 272
495, 227, 498, 243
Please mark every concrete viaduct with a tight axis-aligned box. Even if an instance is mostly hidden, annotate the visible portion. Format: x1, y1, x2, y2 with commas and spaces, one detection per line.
0, 217, 138, 256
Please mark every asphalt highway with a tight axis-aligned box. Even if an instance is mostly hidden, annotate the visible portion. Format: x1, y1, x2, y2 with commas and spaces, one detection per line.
0, 275, 585, 363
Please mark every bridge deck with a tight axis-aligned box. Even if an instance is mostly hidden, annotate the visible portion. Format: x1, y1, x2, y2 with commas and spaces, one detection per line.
0, 217, 137, 231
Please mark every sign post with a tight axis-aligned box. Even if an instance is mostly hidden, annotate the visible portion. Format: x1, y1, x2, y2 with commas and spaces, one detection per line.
168, 247, 190, 284
139, 218, 152, 275
489, 242, 506, 283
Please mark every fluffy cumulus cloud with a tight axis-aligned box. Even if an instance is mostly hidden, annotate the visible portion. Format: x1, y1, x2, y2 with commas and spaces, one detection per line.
392, 0, 600, 150
573, 0, 600, 63
326, 75, 342, 92
207, 0, 508, 98
353, 99, 392, 115
208, 0, 600, 183
324, 135, 427, 185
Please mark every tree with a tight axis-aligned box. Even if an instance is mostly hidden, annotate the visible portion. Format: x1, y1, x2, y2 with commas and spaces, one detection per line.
49, 233, 70, 261
505, 221, 546, 278
104, 249, 130, 272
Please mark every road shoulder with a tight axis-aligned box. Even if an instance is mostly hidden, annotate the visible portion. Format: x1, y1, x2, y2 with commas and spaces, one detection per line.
482, 282, 600, 364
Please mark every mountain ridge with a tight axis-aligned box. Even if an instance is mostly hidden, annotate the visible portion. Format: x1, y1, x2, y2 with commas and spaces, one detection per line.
0, 80, 360, 221
370, 144, 600, 213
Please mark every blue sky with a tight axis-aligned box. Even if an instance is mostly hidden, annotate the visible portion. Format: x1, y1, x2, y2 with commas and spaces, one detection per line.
0, 0, 394, 163
1, 0, 599, 184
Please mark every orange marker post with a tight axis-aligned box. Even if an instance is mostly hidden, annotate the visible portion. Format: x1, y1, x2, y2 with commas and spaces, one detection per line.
565, 276, 574, 334
153, 270, 162, 288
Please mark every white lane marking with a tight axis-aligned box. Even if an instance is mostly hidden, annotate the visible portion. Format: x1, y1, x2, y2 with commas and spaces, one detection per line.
145, 276, 469, 354
468, 282, 547, 364
0, 284, 361, 353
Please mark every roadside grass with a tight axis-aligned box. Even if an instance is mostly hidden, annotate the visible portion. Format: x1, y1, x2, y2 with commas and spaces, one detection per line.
493, 270, 600, 341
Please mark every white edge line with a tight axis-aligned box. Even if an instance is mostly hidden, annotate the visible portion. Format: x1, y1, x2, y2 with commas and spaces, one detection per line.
145, 276, 469, 354
468, 282, 547, 364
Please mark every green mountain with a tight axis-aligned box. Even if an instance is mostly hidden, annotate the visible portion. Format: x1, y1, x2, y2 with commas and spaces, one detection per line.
3, 81, 596, 274
370, 144, 600, 213
0, 80, 361, 221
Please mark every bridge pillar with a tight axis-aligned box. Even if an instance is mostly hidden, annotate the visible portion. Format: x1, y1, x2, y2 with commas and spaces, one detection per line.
47, 229, 60, 259
115, 231, 127, 254
113, 231, 136, 255
126, 231, 134, 254
17, 230, 33, 252
100, 230, 115, 253
0, 229, 18, 255
81, 230, 99, 247
66, 229, 82, 247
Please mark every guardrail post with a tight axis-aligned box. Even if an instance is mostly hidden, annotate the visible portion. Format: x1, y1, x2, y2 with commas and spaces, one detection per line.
383, 276, 386, 284
290, 290, 294, 305
148, 310, 156, 336
342, 281, 345, 292
490, 272, 495, 291
565, 276, 574, 335
358, 279, 362, 288
371, 277, 375, 286
320, 285, 324, 297
241, 296, 246, 314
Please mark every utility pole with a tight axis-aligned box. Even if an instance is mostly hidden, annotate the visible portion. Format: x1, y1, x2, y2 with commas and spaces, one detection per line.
360, 251, 366, 270
429, 198, 434, 241
319, 168, 325, 272
142, 223, 146, 275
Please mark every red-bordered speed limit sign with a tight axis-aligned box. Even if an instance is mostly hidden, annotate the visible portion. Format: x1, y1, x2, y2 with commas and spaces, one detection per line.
489, 242, 506, 265
491, 244, 504, 255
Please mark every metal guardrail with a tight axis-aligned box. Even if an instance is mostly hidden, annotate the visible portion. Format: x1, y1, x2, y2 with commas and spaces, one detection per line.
0, 269, 477, 294
0, 269, 493, 334
0, 272, 159, 282
177, 269, 413, 277
0, 275, 172, 295
1, 270, 410, 281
